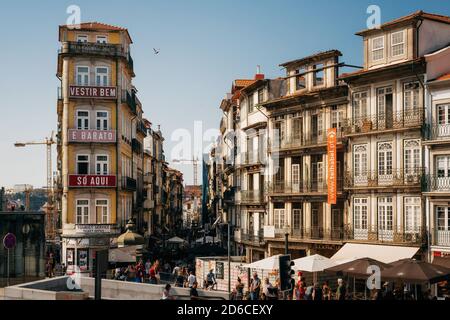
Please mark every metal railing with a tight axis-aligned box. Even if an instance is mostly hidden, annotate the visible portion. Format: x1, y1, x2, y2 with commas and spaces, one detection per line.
342, 109, 424, 135
274, 227, 344, 241
432, 228, 450, 246
241, 151, 263, 165
241, 230, 265, 244
422, 175, 450, 192
344, 226, 426, 245
237, 190, 264, 204
122, 176, 137, 191
122, 90, 137, 114
423, 123, 450, 141
344, 168, 424, 189
268, 179, 343, 194
270, 130, 343, 152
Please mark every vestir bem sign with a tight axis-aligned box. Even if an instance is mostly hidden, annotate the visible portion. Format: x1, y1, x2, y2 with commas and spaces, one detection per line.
68, 129, 116, 143
69, 85, 117, 99
69, 175, 116, 187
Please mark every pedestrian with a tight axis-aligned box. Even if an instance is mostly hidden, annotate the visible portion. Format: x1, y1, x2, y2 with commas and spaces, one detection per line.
250, 272, 261, 300
312, 283, 322, 301
298, 281, 306, 300
162, 284, 174, 300
145, 259, 152, 279
206, 269, 216, 290
336, 278, 347, 300
175, 270, 185, 287
235, 277, 245, 300
322, 281, 331, 300
187, 271, 197, 288
190, 282, 200, 300
149, 261, 159, 284
288, 276, 296, 300
305, 282, 314, 300
136, 259, 145, 283
126, 264, 136, 282
263, 278, 277, 300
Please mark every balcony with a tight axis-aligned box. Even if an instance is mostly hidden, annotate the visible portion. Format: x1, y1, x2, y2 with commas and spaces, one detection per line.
422, 175, 450, 192
59, 42, 134, 74
122, 176, 137, 191
342, 109, 424, 137
68, 174, 116, 188
122, 90, 137, 114
345, 226, 426, 245
240, 230, 265, 244
236, 190, 264, 204
241, 151, 263, 166
68, 129, 116, 143
132, 138, 142, 154
136, 120, 147, 136
423, 123, 450, 144
432, 228, 450, 247
269, 227, 344, 241
270, 130, 343, 152
268, 179, 343, 195
345, 168, 424, 190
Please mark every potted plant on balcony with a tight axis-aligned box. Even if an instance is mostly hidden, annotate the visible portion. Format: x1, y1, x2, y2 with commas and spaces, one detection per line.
362, 119, 372, 132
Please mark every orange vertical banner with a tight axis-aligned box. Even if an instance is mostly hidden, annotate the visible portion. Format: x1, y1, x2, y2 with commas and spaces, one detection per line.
327, 128, 337, 205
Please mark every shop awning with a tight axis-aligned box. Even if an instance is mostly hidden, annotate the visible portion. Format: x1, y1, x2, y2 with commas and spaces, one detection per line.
330, 243, 420, 264
109, 246, 141, 263
432, 256, 450, 269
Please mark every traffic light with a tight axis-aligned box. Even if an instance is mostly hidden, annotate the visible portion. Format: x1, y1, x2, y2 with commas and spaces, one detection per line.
279, 254, 295, 291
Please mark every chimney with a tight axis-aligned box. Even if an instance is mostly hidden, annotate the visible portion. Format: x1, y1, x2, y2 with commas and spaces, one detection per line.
255, 65, 264, 80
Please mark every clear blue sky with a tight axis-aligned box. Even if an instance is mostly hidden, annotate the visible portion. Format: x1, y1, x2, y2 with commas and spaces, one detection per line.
0, 0, 449, 188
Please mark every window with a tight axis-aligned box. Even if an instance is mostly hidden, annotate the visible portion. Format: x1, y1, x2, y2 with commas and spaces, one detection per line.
295, 67, 306, 90
354, 198, 368, 237
96, 67, 109, 86
292, 117, 302, 140
436, 156, 450, 191
293, 209, 302, 230
378, 197, 393, 240
77, 155, 89, 174
404, 82, 420, 112
311, 113, 323, 139
76, 199, 89, 224
391, 31, 405, 57
96, 35, 108, 44
96, 155, 109, 175
274, 120, 285, 145
313, 64, 324, 87
404, 140, 420, 176
354, 144, 368, 181
437, 207, 450, 231
378, 142, 393, 176
76, 66, 89, 86
331, 106, 343, 130
353, 92, 368, 120
292, 164, 300, 192
96, 111, 108, 130
248, 94, 255, 113
76, 110, 89, 130
377, 87, 393, 129
404, 197, 421, 233
274, 209, 285, 229
96, 199, 109, 224
77, 35, 88, 43
372, 36, 385, 61
257, 89, 264, 104
437, 104, 450, 137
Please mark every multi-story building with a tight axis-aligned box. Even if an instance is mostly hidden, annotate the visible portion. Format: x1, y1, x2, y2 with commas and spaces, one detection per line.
164, 167, 184, 234
57, 22, 146, 273
262, 51, 348, 258
183, 185, 202, 229
235, 75, 285, 262
423, 44, 450, 267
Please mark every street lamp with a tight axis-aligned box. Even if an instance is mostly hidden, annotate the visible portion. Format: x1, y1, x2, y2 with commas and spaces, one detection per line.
283, 224, 290, 255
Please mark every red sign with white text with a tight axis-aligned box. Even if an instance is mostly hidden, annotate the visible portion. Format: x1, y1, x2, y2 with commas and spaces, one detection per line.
68, 175, 116, 187
69, 86, 117, 99
68, 129, 116, 143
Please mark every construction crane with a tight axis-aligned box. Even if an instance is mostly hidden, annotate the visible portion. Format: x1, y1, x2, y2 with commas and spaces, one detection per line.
172, 157, 199, 186
14, 132, 56, 237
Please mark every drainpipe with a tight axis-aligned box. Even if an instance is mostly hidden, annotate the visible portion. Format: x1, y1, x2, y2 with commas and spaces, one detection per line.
116, 59, 119, 230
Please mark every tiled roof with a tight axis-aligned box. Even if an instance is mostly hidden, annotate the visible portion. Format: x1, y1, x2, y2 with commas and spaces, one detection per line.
234, 79, 256, 88
356, 11, 450, 35
60, 21, 128, 31
280, 50, 342, 68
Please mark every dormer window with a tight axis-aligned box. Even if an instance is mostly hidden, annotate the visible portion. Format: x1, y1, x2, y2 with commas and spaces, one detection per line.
257, 89, 264, 104
372, 36, 385, 61
391, 31, 405, 57
313, 64, 324, 87
77, 35, 88, 43
96, 35, 108, 44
